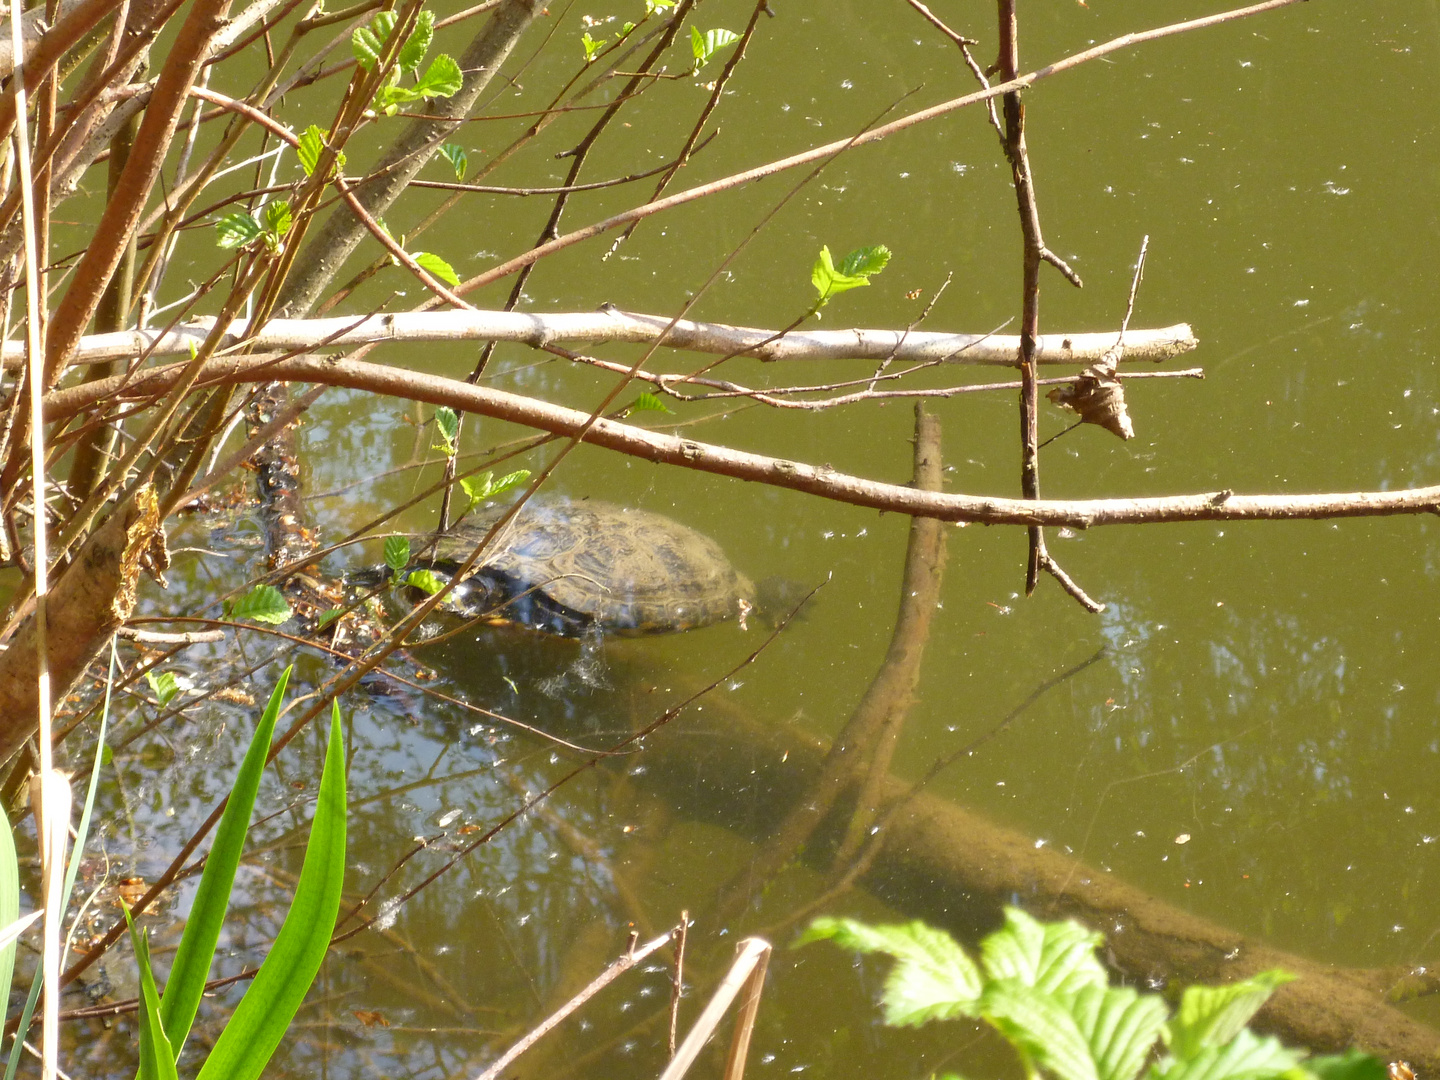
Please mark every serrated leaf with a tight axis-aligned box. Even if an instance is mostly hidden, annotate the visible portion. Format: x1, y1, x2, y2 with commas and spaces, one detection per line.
215, 212, 262, 249
397, 9, 434, 72
145, 669, 179, 707
351, 24, 383, 69
582, 31, 605, 61
414, 54, 461, 98
628, 391, 673, 415
982, 979, 1098, 1080
384, 535, 411, 573
1304, 1051, 1387, 1080
980, 908, 1108, 996
796, 917, 983, 1026
439, 143, 468, 181
260, 200, 291, 238
412, 251, 460, 287
230, 584, 292, 625
1151, 1028, 1302, 1080
297, 125, 325, 177
432, 406, 459, 455
838, 243, 891, 278
1166, 971, 1296, 1060
353, 10, 399, 70
1066, 983, 1170, 1080
404, 568, 444, 595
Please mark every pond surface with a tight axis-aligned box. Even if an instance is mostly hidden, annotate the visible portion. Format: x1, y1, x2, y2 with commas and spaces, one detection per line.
41, 3, 1440, 1079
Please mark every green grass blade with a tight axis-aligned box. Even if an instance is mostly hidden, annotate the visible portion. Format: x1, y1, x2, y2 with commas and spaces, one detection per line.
7, 641, 118, 1080
195, 700, 347, 1080
127, 912, 179, 1080
62, 641, 117, 949
159, 667, 292, 1058
0, 792, 18, 1027
4, 974, 41, 1080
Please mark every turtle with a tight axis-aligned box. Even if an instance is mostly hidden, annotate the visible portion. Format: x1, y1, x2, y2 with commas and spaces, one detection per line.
400, 498, 756, 637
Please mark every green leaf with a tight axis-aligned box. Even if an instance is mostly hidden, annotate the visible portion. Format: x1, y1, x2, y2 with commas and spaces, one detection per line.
296, 126, 324, 177
404, 568, 444, 595
811, 243, 890, 305
1167, 971, 1296, 1060
351, 10, 396, 69
1150, 1028, 1302, 1080
397, 9, 434, 72
460, 469, 531, 508
796, 917, 982, 1026
215, 212, 262, 249
838, 243, 891, 278
229, 584, 292, 625
432, 406, 459, 455
413, 54, 462, 98
982, 979, 1098, 1080
316, 608, 344, 630
260, 200, 291, 239
1066, 983, 1170, 1080
439, 143, 468, 181
128, 914, 180, 1080
1304, 1051, 1388, 1080
194, 702, 347, 1080
627, 391, 673, 415
384, 535, 411, 573
581, 31, 606, 61
691, 25, 739, 68
644, 0, 675, 11
158, 669, 290, 1058
412, 251, 460, 287
145, 669, 179, 707
979, 908, 1108, 996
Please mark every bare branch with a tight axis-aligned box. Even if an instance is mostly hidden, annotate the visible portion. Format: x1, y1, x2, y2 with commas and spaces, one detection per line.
17, 311, 1198, 368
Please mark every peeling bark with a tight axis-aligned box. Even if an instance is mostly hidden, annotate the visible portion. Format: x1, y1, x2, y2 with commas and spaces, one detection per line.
0, 485, 165, 765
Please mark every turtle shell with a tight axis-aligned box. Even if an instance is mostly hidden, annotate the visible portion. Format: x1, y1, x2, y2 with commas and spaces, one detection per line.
434, 498, 755, 635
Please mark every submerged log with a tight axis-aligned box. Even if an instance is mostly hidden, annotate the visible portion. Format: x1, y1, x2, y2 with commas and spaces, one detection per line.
636, 707, 1440, 1070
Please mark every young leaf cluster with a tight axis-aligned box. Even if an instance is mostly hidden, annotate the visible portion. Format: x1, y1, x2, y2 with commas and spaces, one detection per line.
798, 909, 1386, 1080
297, 125, 346, 179
432, 406, 460, 456
691, 25, 740, 72
352, 10, 462, 116
383, 535, 444, 596
811, 244, 891, 308
459, 468, 531, 512
214, 201, 292, 253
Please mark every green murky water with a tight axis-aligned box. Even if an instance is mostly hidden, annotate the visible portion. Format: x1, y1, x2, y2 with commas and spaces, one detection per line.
43, 3, 1440, 1079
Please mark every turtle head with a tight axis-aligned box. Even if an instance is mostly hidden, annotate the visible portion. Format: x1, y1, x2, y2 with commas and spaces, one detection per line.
749, 575, 820, 629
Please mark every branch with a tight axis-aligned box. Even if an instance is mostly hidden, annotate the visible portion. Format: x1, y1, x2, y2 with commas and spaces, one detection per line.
14, 310, 1198, 368
41, 352, 1440, 528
